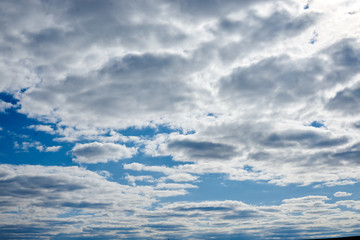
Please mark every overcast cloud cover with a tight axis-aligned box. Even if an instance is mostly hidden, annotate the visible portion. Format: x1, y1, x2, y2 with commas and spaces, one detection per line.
1, 0, 360, 239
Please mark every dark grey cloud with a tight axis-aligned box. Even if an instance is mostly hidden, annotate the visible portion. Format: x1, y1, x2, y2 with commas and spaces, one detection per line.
143, 223, 185, 231
168, 0, 267, 19
0, 224, 53, 240
326, 86, 360, 115
83, 227, 137, 233
192, 231, 254, 240
260, 131, 348, 149
61, 201, 111, 209
332, 150, 360, 163
0, 176, 85, 198
168, 140, 237, 160
222, 210, 261, 220
354, 121, 360, 129
174, 206, 232, 212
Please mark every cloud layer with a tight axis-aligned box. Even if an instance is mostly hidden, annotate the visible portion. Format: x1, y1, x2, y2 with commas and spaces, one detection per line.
1, 0, 360, 239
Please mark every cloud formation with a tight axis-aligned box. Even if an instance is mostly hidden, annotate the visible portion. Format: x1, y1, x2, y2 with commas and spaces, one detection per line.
1, 0, 360, 239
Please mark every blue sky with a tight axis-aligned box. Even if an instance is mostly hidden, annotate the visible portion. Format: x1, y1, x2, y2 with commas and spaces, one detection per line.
1, 0, 360, 239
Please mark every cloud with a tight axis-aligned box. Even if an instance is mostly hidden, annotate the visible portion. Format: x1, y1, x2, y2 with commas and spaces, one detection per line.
0, 100, 13, 112
326, 86, 360, 115
167, 139, 237, 161
44, 146, 62, 152
13, 140, 61, 153
72, 142, 137, 164
123, 162, 199, 182
2, 0, 360, 238
1, 164, 360, 239
28, 124, 55, 134
334, 191, 352, 197
155, 183, 197, 190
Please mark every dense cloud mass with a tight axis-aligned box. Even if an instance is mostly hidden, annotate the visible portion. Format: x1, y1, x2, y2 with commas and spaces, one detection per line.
1, 0, 360, 239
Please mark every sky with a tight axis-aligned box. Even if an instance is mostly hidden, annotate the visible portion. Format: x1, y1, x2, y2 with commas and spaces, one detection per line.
1, 0, 360, 239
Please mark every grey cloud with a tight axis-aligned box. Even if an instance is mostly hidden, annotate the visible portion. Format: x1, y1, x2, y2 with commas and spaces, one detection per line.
21, 52, 200, 129
168, 140, 237, 160
326, 86, 360, 115
354, 121, 360, 129
332, 150, 360, 162
83, 226, 137, 232
72, 142, 137, 164
222, 210, 261, 220
260, 131, 348, 149
169, 0, 266, 19
21, 0, 188, 56
0, 176, 85, 198
321, 39, 360, 86
174, 206, 232, 212
143, 223, 185, 231
328, 39, 360, 68
219, 55, 323, 105
0, 224, 53, 240
215, 10, 318, 64
218, 11, 317, 42
219, 39, 360, 108
61, 201, 111, 209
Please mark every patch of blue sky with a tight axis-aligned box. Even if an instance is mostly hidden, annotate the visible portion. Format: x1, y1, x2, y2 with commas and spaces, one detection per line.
0, 100, 73, 166
0, 92, 19, 105
307, 120, 326, 129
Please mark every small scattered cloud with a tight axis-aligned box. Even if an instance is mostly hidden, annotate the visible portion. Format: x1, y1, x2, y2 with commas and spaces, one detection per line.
0, 100, 13, 112
28, 125, 55, 134
14, 141, 61, 153
44, 146, 62, 152
334, 191, 352, 197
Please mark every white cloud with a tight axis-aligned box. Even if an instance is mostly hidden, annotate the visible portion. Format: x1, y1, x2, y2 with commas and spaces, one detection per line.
334, 191, 352, 197
155, 183, 197, 190
0, 100, 12, 112
125, 174, 154, 186
44, 146, 62, 152
28, 124, 55, 134
124, 162, 199, 182
72, 142, 137, 164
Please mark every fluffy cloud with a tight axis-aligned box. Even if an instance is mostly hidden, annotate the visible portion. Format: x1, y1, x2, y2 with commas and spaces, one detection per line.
1, 0, 359, 187
2, 0, 360, 238
72, 142, 137, 164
